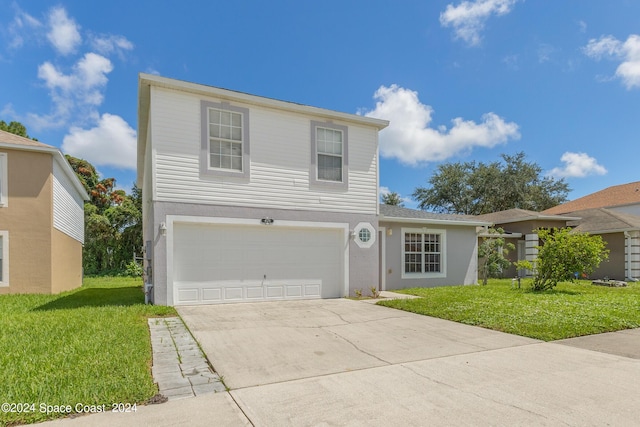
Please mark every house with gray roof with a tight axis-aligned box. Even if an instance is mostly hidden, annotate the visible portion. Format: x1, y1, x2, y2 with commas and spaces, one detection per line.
475, 208, 580, 278
379, 204, 491, 292
476, 207, 640, 281
138, 74, 494, 305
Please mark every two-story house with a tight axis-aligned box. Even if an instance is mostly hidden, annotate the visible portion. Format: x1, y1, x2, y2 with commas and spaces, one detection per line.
0, 129, 88, 294
137, 74, 489, 305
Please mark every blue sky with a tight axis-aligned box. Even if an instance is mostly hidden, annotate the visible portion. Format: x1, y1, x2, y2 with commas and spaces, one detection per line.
1, 0, 639, 209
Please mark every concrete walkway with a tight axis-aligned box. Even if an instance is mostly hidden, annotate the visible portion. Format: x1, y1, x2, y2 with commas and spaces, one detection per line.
147, 317, 226, 399
36, 298, 640, 426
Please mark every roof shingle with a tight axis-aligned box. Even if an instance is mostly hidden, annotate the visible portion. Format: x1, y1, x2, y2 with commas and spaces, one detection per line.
0, 129, 54, 149
543, 181, 640, 214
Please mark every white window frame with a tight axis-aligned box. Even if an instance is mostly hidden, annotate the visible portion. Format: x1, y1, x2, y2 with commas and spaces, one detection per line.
0, 153, 7, 207
354, 222, 376, 249
401, 228, 446, 279
200, 101, 250, 180
0, 231, 8, 287
310, 121, 348, 190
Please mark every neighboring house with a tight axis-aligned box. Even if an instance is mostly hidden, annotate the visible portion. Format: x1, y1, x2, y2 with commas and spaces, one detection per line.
0, 129, 89, 294
542, 181, 640, 216
542, 181, 640, 281
475, 209, 580, 278
564, 208, 640, 281
137, 74, 489, 306
476, 207, 640, 281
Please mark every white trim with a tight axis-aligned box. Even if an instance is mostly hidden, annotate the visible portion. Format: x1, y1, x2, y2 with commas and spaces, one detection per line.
0, 153, 7, 207
0, 230, 8, 287
164, 215, 350, 305
401, 227, 447, 279
380, 215, 491, 227
379, 227, 386, 291
354, 222, 376, 249
139, 73, 390, 130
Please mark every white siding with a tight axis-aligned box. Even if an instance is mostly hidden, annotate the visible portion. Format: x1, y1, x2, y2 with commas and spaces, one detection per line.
53, 159, 85, 243
151, 87, 378, 214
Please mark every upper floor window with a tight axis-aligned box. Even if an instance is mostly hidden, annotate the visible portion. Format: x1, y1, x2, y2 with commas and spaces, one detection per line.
310, 121, 348, 190
200, 101, 250, 179
0, 153, 7, 208
317, 127, 343, 181
208, 108, 243, 171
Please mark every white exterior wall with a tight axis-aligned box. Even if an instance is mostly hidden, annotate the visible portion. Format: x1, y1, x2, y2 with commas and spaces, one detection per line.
150, 87, 378, 214
52, 159, 85, 244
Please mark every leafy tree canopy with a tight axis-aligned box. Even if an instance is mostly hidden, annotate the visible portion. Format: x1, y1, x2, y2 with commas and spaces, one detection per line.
478, 227, 514, 285
529, 227, 609, 291
412, 152, 570, 215
381, 191, 404, 207
0, 120, 38, 140
66, 155, 142, 276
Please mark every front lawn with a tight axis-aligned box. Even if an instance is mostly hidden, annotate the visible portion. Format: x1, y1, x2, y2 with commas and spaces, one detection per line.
0, 277, 176, 426
378, 279, 640, 341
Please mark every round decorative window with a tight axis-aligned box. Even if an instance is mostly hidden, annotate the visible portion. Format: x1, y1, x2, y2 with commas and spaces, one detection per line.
354, 222, 375, 248
358, 228, 371, 243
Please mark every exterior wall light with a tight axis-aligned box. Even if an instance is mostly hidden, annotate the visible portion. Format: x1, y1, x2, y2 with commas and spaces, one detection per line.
159, 222, 167, 236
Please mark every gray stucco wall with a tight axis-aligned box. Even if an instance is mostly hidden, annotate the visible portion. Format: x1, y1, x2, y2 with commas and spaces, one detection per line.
148, 201, 378, 305
380, 221, 479, 291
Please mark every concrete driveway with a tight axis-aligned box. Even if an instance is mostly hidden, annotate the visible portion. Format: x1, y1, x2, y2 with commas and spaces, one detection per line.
175, 298, 640, 426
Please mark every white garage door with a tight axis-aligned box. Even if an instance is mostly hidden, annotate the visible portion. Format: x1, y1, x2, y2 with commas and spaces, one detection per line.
172, 222, 345, 305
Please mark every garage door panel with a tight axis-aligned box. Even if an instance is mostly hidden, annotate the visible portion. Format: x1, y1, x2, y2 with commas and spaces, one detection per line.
172, 223, 344, 305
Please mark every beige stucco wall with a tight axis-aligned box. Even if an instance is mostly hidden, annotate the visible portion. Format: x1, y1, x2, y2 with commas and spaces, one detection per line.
0, 149, 53, 294
51, 227, 83, 292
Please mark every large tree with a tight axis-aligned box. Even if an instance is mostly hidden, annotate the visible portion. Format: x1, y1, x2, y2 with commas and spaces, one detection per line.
66, 155, 142, 275
0, 120, 37, 140
412, 152, 570, 214
381, 191, 404, 207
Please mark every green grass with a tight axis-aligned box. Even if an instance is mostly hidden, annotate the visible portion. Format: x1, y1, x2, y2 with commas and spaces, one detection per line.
378, 279, 640, 341
0, 277, 176, 426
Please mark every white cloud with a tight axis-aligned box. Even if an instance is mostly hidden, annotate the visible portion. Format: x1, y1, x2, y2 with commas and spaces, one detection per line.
548, 152, 607, 178
578, 20, 587, 34
62, 113, 137, 170
6, 6, 42, 49
47, 7, 81, 55
537, 44, 557, 63
583, 34, 640, 89
362, 85, 520, 165
89, 34, 134, 58
440, 0, 518, 46
31, 53, 113, 130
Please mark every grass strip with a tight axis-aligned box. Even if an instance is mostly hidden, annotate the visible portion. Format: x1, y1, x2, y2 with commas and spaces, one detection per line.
0, 277, 176, 426
378, 279, 640, 341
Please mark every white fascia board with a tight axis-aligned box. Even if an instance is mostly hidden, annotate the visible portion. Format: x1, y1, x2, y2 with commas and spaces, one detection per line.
380, 215, 492, 227
0, 142, 89, 201
138, 73, 390, 130
478, 232, 523, 238
493, 215, 582, 225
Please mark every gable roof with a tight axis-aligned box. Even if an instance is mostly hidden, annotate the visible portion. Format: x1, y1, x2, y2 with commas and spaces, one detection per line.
379, 204, 491, 226
566, 208, 640, 234
0, 129, 55, 149
475, 208, 580, 224
543, 181, 640, 215
0, 129, 89, 201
